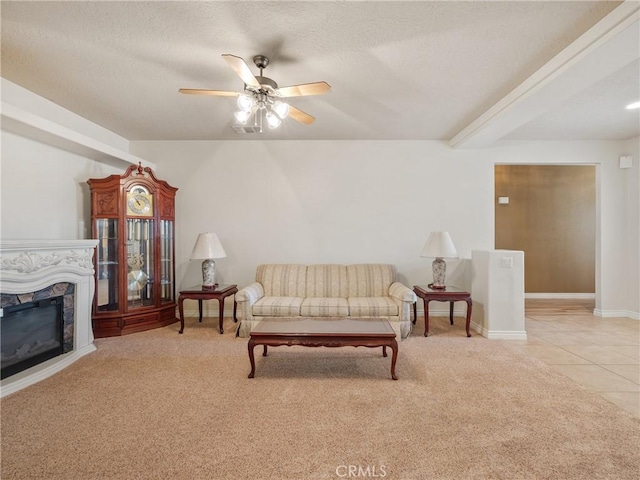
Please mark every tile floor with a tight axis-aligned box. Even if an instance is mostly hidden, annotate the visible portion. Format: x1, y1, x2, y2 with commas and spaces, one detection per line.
508, 300, 639, 418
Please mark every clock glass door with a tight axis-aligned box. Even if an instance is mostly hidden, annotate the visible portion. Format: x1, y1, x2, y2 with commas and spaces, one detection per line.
160, 220, 174, 303
126, 219, 155, 309
96, 219, 119, 312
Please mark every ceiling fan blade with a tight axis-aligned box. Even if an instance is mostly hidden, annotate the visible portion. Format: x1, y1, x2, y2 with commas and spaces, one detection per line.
288, 105, 315, 125
222, 54, 261, 90
179, 89, 238, 97
278, 81, 331, 97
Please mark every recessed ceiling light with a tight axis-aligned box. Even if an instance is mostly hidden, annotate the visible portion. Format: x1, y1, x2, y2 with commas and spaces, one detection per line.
626, 101, 640, 110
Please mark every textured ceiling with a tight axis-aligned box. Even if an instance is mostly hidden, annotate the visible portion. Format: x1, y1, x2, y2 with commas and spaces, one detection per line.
1, 1, 638, 143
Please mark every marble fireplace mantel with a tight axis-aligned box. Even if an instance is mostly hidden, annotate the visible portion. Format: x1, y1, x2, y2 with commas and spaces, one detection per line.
1, 239, 98, 397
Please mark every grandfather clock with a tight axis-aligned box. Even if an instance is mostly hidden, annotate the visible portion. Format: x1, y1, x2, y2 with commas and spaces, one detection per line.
88, 163, 178, 337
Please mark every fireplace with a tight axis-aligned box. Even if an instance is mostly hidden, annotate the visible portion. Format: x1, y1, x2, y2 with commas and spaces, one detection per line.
1, 283, 75, 379
0, 240, 98, 397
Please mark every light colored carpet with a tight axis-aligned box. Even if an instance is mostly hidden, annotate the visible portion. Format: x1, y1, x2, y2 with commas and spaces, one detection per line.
2, 316, 639, 479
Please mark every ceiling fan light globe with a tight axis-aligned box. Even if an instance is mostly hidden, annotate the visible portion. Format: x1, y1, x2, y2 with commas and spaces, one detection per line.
273, 101, 290, 119
265, 111, 281, 129
234, 110, 251, 124
237, 94, 255, 112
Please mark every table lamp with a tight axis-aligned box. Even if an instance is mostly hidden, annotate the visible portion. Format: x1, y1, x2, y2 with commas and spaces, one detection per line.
190, 233, 227, 287
420, 231, 458, 289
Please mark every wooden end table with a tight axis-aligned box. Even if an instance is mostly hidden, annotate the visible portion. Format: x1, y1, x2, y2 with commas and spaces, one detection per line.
178, 284, 238, 334
413, 285, 472, 337
247, 318, 399, 380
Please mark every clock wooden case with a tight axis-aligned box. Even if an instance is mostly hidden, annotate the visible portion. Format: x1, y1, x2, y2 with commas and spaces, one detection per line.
88, 163, 178, 337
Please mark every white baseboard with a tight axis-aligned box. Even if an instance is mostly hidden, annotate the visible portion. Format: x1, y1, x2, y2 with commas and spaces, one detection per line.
1, 344, 97, 398
525, 293, 595, 299
471, 321, 527, 340
485, 330, 528, 340
594, 309, 640, 320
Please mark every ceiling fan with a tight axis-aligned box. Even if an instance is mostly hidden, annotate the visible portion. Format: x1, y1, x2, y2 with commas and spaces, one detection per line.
179, 54, 331, 131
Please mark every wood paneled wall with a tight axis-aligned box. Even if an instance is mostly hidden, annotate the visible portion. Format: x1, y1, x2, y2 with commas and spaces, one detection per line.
495, 165, 595, 293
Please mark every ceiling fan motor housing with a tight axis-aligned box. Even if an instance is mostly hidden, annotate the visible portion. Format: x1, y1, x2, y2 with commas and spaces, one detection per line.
253, 76, 278, 91
249, 55, 279, 93
253, 55, 270, 70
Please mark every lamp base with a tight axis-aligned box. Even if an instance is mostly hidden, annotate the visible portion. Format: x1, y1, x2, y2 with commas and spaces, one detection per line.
428, 283, 447, 290
202, 258, 216, 287
431, 257, 447, 289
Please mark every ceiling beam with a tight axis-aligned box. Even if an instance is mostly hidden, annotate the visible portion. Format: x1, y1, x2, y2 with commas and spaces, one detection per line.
450, 1, 640, 149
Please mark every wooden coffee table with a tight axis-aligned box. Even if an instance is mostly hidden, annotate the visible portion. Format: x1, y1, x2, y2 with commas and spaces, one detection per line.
247, 318, 399, 380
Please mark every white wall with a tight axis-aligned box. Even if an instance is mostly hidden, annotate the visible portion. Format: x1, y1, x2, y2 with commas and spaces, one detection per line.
471, 249, 526, 339
1, 131, 124, 239
131, 139, 639, 318
131, 140, 491, 294
1, 79, 637, 318
1, 78, 145, 241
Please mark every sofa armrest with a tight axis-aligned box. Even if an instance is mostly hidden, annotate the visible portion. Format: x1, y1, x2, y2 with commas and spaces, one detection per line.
235, 282, 264, 321
389, 282, 416, 324
236, 282, 264, 303
388, 282, 417, 303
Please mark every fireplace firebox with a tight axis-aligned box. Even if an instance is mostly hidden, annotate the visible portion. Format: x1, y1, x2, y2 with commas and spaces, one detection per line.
1, 282, 75, 380
1, 297, 65, 379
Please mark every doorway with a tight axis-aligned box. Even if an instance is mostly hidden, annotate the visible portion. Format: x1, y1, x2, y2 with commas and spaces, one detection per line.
495, 165, 596, 294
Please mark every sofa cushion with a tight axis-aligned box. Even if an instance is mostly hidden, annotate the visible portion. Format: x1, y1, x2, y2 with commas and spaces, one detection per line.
347, 297, 398, 317
252, 297, 303, 316
301, 297, 349, 317
256, 264, 307, 297
305, 264, 348, 298
346, 264, 396, 297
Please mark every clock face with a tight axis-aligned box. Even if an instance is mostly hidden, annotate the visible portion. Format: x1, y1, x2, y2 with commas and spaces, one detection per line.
127, 187, 153, 216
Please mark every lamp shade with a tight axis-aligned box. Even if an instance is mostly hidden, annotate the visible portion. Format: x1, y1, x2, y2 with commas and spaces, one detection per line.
420, 231, 458, 259
190, 233, 227, 260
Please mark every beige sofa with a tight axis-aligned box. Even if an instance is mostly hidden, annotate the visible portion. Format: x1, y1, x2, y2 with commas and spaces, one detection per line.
235, 264, 416, 340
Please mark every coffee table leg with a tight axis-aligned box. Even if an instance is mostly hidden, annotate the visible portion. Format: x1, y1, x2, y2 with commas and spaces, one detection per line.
248, 338, 256, 378
465, 299, 472, 337
382, 346, 387, 357
389, 339, 398, 380
263, 345, 268, 356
